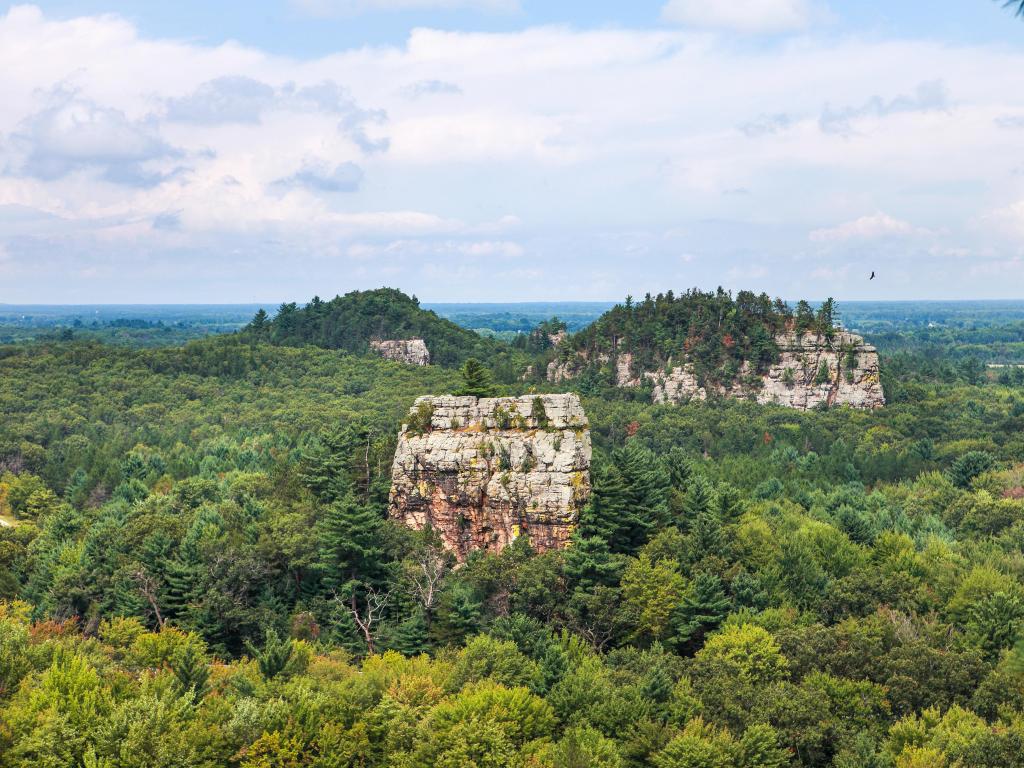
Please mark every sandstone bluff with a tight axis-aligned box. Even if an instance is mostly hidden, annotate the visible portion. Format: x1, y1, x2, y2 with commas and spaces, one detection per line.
388, 394, 591, 561
370, 338, 430, 366
549, 331, 884, 410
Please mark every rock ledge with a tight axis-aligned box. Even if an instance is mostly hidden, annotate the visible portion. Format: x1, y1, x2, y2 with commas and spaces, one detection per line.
388, 394, 591, 561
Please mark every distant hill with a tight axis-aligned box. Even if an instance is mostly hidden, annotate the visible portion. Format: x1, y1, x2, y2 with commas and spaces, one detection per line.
243, 288, 499, 367
552, 288, 839, 386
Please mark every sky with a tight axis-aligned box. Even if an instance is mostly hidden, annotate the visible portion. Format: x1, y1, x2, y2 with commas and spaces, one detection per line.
1, 0, 1024, 303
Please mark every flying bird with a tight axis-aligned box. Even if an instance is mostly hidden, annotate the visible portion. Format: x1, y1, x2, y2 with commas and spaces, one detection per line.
870, 271, 876, 280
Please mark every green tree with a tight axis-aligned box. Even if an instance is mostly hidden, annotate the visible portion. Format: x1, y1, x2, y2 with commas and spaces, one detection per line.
456, 358, 496, 397
671, 572, 731, 653
949, 451, 995, 489
244, 628, 295, 680
563, 533, 622, 591
172, 641, 210, 703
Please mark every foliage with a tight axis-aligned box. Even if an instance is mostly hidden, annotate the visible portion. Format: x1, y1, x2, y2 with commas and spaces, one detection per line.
243, 288, 502, 368
557, 288, 837, 389
3, 290, 1024, 766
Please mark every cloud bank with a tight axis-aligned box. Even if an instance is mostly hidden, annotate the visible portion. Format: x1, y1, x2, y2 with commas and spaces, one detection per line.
1, 4, 1023, 301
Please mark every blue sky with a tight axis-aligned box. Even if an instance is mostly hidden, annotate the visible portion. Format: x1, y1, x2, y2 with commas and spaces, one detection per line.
23, 1, 1024, 54
1, 1, 1024, 302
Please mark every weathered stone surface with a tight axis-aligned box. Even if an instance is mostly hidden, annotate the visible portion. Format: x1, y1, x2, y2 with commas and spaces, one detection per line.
370, 338, 430, 366
388, 394, 591, 561
551, 332, 884, 410
752, 331, 884, 409
547, 350, 639, 387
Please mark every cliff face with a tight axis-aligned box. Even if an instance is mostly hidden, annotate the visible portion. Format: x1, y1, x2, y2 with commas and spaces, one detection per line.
549, 332, 884, 411
370, 338, 430, 366
388, 394, 591, 561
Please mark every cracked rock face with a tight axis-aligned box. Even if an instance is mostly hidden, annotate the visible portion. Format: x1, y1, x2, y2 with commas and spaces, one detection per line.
388, 394, 591, 561
551, 332, 884, 411
750, 332, 884, 410
370, 338, 430, 366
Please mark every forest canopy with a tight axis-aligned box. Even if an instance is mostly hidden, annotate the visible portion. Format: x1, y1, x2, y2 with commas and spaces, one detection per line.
243, 287, 500, 367
555, 289, 839, 387
2, 290, 1024, 767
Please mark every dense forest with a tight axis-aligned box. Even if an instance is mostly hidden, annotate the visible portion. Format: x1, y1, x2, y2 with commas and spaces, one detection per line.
242, 288, 503, 368
552, 289, 840, 388
3, 292, 1024, 766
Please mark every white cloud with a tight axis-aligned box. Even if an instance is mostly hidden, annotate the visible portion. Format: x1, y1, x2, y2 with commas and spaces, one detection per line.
982, 199, 1024, 237
819, 80, 949, 136
3, 4, 1024, 300
273, 160, 364, 192
661, 0, 817, 33
4, 87, 182, 186
809, 213, 932, 242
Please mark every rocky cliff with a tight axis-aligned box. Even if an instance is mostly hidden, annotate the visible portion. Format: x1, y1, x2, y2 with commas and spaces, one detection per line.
370, 338, 430, 366
549, 332, 884, 410
388, 394, 591, 561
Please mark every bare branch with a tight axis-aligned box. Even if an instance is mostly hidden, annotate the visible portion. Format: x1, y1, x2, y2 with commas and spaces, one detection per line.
131, 568, 166, 629
335, 583, 393, 655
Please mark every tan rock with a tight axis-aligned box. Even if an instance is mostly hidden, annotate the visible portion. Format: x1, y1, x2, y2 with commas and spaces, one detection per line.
370, 338, 430, 366
388, 394, 591, 561
550, 332, 884, 410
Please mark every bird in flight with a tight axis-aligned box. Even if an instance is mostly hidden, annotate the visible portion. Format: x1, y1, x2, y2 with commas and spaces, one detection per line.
870, 271, 876, 280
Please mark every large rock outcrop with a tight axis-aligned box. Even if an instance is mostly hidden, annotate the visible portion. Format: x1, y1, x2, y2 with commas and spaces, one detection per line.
370, 338, 430, 366
388, 394, 591, 561
550, 332, 884, 410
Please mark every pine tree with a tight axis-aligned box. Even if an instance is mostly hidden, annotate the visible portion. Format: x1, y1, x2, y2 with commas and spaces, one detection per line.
671, 572, 731, 653
563, 533, 622, 591
665, 447, 692, 492
245, 628, 295, 680
299, 423, 371, 504
581, 443, 670, 555
173, 642, 211, 703
162, 549, 201, 623
317, 493, 387, 594
433, 582, 482, 645
387, 609, 430, 656
248, 308, 270, 335
455, 358, 496, 397
679, 474, 717, 530
579, 464, 629, 548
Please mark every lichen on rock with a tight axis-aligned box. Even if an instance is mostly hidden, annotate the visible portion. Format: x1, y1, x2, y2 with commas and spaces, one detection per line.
388, 394, 591, 561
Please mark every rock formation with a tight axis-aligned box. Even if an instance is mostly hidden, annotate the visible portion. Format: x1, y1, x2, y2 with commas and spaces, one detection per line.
549, 332, 884, 410
370, 338, 430, 366
388, 394, 591, 561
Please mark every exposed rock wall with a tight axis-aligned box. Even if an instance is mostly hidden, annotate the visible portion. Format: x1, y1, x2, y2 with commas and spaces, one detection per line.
550, 332, 884, 410
752, 331, 884, 409
388, 394, 591, 561
370, 338, 430, 366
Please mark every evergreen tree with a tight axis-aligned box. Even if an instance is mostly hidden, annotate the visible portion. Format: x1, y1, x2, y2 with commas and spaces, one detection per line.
317, 493, 388, 594
671, 572, 731, 653
248, 307, 269, 335
665, 447, 692, 492
387, 609, 430, 656
455, 358, 496, 397
563, 533, 622, 591
579, 464, 631, 552
172, 642, 211, 703
582, 443, 671, 555
245, 628, 295, 680
434, 582, 483, 645
299, 423, 376, 504
678, 474, 717, 531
